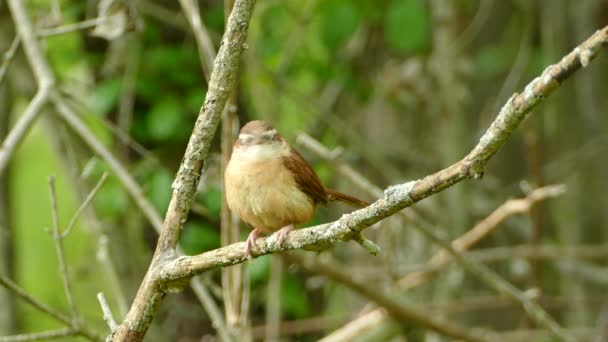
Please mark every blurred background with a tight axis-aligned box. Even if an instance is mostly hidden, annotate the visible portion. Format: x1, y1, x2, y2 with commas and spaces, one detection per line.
1, 0, 608, 341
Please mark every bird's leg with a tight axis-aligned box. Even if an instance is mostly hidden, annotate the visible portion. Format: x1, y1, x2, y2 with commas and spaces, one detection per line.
245, 228, 261, 261
276, 224, 294, 247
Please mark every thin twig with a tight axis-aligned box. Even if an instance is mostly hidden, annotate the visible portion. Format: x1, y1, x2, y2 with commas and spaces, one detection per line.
164, 26, 608, 341
0, 275, 102, 341
297, 133, 569, 340
0, 328, 77, 342
179, 0, 216, 81
51, 94, 164, 231
114, 1, 257, 339
48, 177, 79, 321
38, 17, 109, 37
0, 87, 50, 177
0, 275, 71, 326
0, 36, 20, 86
189, 278, 234, 342
97, 292, 117, 332
62, 172, 108, 238
285, 253, 494, 342
96, 236, 128, 318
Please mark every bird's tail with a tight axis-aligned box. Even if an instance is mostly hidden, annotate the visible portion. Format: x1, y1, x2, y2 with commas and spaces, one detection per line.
326, 189, 378, 255
326, 189, 369, 208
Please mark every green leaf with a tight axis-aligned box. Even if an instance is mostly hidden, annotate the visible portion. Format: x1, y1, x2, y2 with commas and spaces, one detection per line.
384, 0, 429, 54
91, 78, 122, 117
180, 222, 221, 254
146, 96, 184, 141
320, 0, 360, 50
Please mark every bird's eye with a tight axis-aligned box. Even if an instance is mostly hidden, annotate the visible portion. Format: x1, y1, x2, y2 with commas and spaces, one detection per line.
261, 129, 277, 140
239, 134, 254, 144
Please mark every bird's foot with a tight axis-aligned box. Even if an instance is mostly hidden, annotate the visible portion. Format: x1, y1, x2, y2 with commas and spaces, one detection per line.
245, 228, 261, 262
276, 224, 294, 248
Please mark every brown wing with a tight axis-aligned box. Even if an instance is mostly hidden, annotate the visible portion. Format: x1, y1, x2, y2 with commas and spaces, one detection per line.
283, 148, 328, 205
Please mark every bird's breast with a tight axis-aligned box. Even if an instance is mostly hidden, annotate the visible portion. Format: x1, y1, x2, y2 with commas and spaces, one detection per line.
225, 153, 315, 232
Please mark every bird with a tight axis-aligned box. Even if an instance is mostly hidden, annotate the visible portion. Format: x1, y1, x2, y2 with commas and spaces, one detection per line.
224, 120, 368, 260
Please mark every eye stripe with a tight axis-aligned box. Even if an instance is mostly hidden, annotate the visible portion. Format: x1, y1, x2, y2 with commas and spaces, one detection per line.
261, 129, 277, 139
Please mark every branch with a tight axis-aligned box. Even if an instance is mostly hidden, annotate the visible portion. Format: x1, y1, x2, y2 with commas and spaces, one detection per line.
321, 184, 566, 341
0, 275, 102, 341
114, 0, 257, 340
97, 292, 118, 332
0, 87, 50, 177
0, 36, 19, 85
165, 25, 607, 273
159, 25, 608, 341
0, 328, 77, 342
62, 172, 108, 238
285, 253, 494, 342
178, 0, 216, 81
48, 177, 79, 320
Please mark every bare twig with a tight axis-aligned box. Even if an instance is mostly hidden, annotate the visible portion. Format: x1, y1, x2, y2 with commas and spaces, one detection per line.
162, 26, 608, 341
48, 177, 79, 321
52, 95, 164, 231
0, 87, 50, 177
114, 0, 257, 340
285, 253, 493, 342
465, 243, 608, 263
96, 236, 128, 318
0, 275, 71, 326
179, 0, 216, 81
97, 292, 117, 332
38, 17, 109, 37
0, 328, 77, 342
0, 275, 102, 341
116, 35, 140, 158
251, 315, 346, 339
297, 133, 569, 339
0, 36, 19, 85
189, 278, 234, 342
62, 172, 108, 238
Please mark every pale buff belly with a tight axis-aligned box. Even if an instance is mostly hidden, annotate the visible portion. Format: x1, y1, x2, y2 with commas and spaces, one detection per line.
225, 157, 315, 232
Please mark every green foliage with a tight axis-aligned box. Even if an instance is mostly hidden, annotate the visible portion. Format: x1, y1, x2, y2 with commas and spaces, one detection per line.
91, 78, 122, 117
319, 0, 360, 50
180, 222, 221, 254
203, 4, 226, 32
384, 0, 429, 54
248, 255, 272, 284
145, 169, 173, 214
476, 44, 515, 78
95, 177, 129, 218
281, 273, 310, 318
146, 96, 190, 141
258, 4, 289, 66
199, 186, 223, 219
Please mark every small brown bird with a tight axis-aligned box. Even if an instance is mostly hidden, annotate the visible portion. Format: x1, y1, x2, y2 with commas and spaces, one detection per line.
224, 120, 368, 260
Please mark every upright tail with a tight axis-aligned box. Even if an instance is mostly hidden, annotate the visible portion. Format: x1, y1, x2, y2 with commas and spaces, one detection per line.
326, 189, 369, 208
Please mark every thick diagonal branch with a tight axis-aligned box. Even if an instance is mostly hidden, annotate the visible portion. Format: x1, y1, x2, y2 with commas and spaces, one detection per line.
161, 25, 608, 341
113, 0, 256, 340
